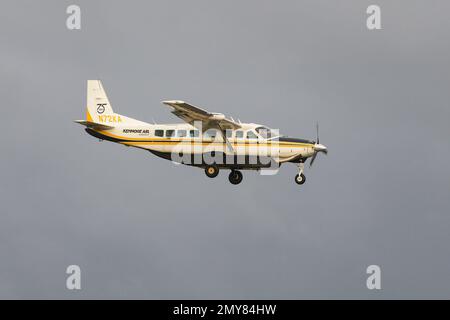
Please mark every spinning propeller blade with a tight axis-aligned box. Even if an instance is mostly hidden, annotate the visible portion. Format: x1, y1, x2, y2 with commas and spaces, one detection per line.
310, 122, 327, 167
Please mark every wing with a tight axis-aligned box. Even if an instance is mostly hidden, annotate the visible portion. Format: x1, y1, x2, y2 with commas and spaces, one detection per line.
162, 100, 241, 131
162, 100, 241, 151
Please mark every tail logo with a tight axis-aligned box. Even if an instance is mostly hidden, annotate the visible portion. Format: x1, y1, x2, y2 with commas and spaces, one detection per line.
97, 104, 106, 114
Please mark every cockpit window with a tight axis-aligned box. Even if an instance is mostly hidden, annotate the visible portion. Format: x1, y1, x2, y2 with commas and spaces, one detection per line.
256, 126, 278, 139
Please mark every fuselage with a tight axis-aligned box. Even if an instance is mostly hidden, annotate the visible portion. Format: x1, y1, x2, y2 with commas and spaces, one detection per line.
85, 122, 317, 169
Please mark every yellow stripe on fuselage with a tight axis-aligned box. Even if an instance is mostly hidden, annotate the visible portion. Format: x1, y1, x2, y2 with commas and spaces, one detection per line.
96, 130, 314, 148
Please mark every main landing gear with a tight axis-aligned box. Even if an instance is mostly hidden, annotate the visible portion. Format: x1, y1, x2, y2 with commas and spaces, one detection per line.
204, 165, 243, 185
228, 170, 243, 185
205, 164, 219, 178
294, 162, 306, 185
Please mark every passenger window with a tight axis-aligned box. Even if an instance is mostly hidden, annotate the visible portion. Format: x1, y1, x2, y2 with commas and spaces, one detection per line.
225, 130, 233, 138
177, 130, 187, 137
204, 129, 218, 139
247, 131, 258, 139
166, 130, 175, 137
189, 130, 199, 138
155, 129, 164, 137
235, 130, 244, 139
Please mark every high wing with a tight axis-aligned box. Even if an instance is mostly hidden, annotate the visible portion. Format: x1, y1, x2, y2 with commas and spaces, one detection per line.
162, 100, 241, 151
162, 100, 240, 130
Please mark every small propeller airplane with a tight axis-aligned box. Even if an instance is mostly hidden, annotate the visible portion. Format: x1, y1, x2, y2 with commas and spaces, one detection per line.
75, 80, 327, 185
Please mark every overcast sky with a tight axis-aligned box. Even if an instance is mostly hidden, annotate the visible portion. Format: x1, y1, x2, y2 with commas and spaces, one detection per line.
1, 0, 450, 299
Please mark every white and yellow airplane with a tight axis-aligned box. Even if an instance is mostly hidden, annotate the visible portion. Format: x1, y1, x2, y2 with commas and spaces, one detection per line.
75, 80, 327, 185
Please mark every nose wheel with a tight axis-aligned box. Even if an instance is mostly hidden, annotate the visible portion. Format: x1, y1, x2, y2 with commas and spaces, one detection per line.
229, 170, 243, 185
295, 162, 306, 185
295, 173, 306, 185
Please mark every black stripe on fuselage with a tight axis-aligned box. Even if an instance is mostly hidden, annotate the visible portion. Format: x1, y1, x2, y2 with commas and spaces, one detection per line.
85, 128, 124, 142
278, 137, 315, 144
149, 150, 278, 169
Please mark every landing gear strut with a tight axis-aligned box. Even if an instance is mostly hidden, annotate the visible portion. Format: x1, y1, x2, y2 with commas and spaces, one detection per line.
228, 170, 243, 185
294, 162, 306, 185
205, 164, 219, 178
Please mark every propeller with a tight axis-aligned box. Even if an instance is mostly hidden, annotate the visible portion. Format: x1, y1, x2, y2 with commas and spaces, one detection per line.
310, 152, 318, 167
316, 121, 319, 144
310, 122, 328, 167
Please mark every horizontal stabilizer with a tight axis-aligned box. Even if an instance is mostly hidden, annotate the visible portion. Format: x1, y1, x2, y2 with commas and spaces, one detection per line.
74, 120, 114, 130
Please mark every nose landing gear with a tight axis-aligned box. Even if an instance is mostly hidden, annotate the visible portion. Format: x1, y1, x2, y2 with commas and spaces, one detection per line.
295, 173, 306, 185
295, 162, 306, 185
228, 170, 243, 185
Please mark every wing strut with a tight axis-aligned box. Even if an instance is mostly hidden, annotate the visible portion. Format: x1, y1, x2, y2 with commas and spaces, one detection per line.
218, 123, 234, 153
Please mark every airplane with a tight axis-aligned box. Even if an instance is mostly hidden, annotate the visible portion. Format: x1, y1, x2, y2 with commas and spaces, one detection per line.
75, 80, 327, 185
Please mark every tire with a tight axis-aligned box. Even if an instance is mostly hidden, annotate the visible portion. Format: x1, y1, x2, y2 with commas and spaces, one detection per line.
205, 164, 219, 178
294, 173, 306, 185
229, 170, 243, 185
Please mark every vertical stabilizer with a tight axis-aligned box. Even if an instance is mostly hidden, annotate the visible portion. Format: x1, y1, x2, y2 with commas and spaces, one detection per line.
86, 80, 115, 121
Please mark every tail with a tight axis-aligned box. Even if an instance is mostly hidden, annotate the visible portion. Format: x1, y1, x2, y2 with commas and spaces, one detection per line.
86, 80, 115, 121
75, 80, 149, 129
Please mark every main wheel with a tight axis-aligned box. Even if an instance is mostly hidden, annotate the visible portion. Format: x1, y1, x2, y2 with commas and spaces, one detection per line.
229, 170, 243, 185
205, 164, 219, 178
294, 173, 306, 185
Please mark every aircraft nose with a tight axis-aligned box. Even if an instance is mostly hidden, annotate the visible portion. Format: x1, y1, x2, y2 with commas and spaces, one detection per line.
314, 143, 328, 154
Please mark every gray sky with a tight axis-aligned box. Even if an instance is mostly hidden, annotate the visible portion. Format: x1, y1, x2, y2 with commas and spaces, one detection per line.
1, 0, 450, 299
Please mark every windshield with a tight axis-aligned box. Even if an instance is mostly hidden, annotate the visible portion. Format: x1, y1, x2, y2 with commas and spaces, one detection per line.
255, 126, 279, 139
